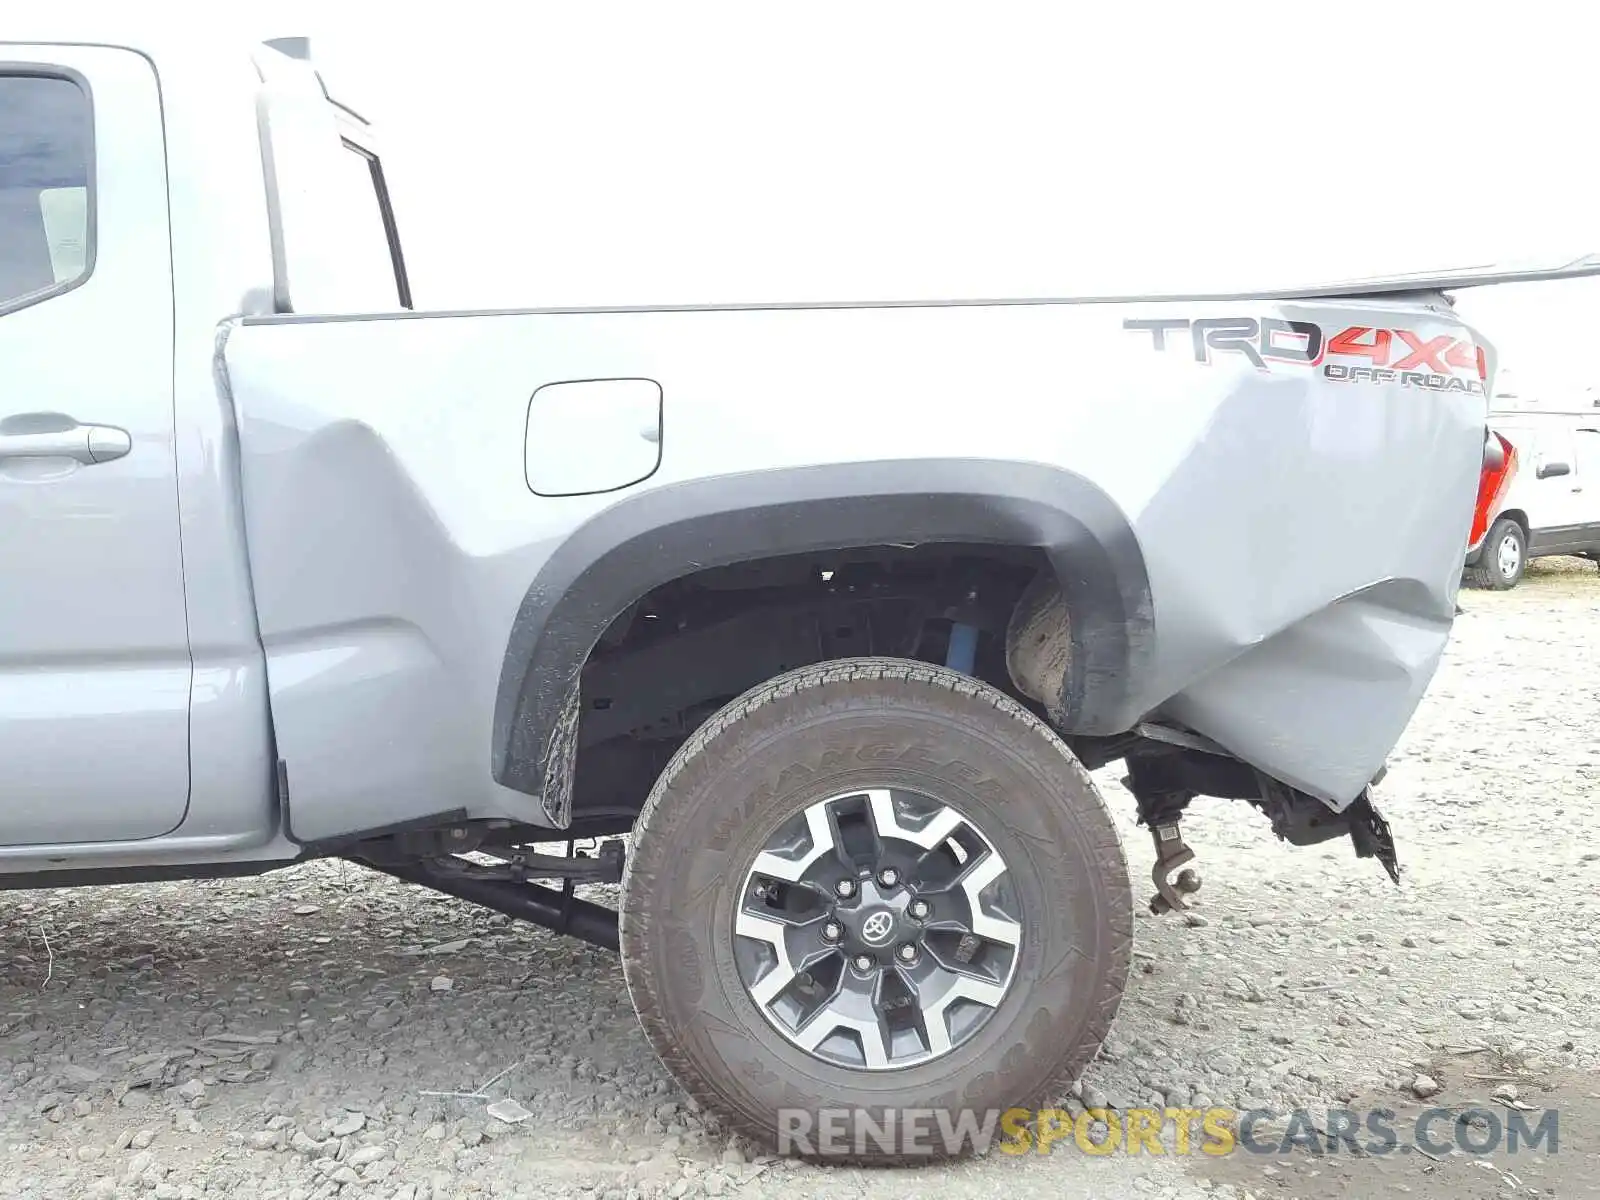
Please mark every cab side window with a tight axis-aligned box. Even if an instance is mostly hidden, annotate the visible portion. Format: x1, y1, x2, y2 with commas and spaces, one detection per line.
0, 73, 92, 313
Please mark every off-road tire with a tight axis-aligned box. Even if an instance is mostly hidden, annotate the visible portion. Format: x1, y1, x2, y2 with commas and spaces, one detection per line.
619, 657, 1132, 1163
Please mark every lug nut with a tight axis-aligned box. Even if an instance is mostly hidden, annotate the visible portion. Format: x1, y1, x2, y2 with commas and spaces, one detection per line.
877, 867, 900, 888
853, 954, 873, 971
821, 921, 842, 942
835, 879, 857, 898
908, 899, 930, 920
897, 944, 918, 963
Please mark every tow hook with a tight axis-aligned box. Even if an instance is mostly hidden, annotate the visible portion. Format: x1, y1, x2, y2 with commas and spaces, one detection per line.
1348, 788, 1402, 884
1148, 820, 1203, 915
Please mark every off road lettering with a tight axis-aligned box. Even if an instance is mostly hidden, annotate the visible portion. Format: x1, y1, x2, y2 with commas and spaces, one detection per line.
1126, 316, 1484, 392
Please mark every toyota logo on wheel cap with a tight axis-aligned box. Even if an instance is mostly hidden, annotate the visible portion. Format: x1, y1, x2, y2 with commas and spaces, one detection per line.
860, 909, 895, 945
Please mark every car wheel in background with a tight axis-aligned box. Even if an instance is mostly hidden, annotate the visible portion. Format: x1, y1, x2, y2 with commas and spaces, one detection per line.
1469, 517, 1526, 590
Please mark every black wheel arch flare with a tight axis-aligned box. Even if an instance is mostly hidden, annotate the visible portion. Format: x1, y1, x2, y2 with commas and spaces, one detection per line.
490, 458, 1155, 803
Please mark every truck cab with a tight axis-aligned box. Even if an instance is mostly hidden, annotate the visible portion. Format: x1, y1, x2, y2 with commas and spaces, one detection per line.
0, 29, 405, 860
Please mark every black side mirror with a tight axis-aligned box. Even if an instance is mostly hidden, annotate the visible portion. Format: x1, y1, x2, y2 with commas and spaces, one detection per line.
1537, 461, 1571, 479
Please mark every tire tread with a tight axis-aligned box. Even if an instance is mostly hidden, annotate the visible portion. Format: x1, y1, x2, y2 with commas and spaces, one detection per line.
1468, 517, 1525, 590
619, 657, 1132, 1164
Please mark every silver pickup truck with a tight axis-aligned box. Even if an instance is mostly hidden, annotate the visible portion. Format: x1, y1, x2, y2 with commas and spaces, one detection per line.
0, 23, 1576, 1160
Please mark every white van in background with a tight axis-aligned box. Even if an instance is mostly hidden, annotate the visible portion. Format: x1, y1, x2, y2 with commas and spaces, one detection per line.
1467, 407, 1600, 588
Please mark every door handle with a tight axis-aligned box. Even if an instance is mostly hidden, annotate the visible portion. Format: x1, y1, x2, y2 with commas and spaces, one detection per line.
0, 422, 131, 464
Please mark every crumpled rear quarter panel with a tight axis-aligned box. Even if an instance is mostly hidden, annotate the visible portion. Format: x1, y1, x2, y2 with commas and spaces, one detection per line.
1121, 298, 1487, 805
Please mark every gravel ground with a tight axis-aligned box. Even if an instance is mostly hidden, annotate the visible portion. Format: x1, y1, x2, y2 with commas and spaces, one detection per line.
2, 562, 1597, 1200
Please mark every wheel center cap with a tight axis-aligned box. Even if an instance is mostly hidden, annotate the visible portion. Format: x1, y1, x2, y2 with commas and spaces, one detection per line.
839, 878, 910, 953
859, 909, 896, 946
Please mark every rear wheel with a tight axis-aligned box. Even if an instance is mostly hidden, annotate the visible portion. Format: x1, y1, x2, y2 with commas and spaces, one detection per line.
619, 658, 1131, 1162
1469, 517, 1526, 589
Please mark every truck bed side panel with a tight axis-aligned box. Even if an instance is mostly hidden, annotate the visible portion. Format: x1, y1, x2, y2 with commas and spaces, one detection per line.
223, 297, 1483, 837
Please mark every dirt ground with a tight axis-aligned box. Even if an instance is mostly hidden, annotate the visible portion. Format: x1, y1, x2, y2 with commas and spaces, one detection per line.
1, 561, 1597, 1199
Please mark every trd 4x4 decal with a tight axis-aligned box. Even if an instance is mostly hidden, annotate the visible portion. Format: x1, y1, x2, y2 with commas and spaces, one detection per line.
1124, 316, 1487, 395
